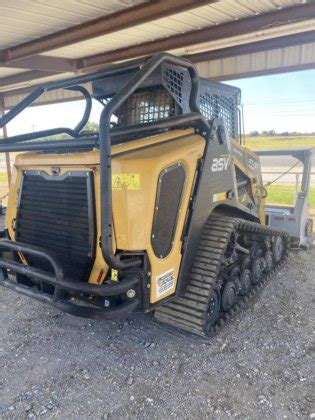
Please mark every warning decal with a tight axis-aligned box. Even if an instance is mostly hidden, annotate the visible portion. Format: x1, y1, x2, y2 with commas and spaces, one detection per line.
213, 191, 227, 203
112, 173, 140, 190
111, 269, 118, 282
156, 268, 175, 298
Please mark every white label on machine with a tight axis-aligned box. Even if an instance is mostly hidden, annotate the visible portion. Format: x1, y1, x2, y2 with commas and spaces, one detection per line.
156, 269, 175, 298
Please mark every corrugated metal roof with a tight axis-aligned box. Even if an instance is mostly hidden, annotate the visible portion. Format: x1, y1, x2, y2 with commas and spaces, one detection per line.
42, 0, 304, 58
1, 0, 146, 49
196, 42, 315, 79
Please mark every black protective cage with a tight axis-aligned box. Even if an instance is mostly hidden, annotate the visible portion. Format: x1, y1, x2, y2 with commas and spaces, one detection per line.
0, 53, 241, 318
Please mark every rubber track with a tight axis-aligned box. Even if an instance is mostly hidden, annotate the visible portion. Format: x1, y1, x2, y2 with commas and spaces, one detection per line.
154, 216, 290, 337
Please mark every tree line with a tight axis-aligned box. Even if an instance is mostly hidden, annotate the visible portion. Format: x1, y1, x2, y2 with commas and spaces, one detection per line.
247, 130, 315, 137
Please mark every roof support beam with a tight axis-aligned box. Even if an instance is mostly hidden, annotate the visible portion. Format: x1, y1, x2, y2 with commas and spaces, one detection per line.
0, 0, 217, 63
2, 42, 314, 106
78, 3, 315, 69
1, 31, 314, 93
184, 30, 315, 63
0, 70, 56, 90
0, 94, 12, 185
2, 55, 77, 73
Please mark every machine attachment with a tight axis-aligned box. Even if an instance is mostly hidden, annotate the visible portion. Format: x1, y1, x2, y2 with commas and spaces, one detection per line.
257, 148, 314, 248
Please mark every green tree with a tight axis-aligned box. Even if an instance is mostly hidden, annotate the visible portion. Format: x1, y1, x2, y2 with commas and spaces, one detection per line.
84, 121, 99, 132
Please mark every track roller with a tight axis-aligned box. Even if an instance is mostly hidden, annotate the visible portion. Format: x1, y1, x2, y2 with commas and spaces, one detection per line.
272, 236, 284, 263
206, 289, 221, 328
264, 250, 273, 272
221, 280, 237, 311
239, 268, 251, 296
251, 258, 262, 284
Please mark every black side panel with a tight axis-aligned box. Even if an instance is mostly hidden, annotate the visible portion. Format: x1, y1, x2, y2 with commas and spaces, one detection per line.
16, 171, 95, 283
152, 164, 186, 258
176, 119, 231, 296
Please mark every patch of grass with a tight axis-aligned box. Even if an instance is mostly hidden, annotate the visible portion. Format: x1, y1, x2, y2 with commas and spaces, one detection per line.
244, 136, 315, 151
0, 172, 8, 183
266, 184, 315, 207
0, 172, 8, 197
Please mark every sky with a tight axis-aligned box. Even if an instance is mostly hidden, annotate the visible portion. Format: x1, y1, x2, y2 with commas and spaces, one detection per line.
226, 69, 315, 134
1, 69, 315, 137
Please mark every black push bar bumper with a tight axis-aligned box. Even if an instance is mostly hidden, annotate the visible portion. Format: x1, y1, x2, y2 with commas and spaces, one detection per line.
0, 239, 140, 320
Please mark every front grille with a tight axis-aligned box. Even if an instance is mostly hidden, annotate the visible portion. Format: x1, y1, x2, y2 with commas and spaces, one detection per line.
16, 171, 95, 282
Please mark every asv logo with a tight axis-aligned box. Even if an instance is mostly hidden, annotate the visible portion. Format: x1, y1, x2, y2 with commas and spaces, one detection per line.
211, 156, 230, 172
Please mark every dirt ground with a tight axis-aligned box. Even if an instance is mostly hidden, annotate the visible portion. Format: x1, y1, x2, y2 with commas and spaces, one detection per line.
0, 247, 314, 419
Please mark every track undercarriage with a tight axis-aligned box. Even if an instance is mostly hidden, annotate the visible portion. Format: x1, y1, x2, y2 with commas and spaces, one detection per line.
155, 216, 290, 336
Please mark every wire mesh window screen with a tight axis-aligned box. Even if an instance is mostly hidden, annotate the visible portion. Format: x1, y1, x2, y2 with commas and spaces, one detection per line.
199, 92, 237, 139
163, 67, 184, 105
115, 89, 175, 126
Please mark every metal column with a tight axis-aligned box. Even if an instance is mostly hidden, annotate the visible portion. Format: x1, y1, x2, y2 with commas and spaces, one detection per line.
0, 94, 11, 185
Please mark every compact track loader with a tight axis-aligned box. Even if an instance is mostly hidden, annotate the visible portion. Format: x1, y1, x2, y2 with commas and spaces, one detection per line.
0, 53, 312, 337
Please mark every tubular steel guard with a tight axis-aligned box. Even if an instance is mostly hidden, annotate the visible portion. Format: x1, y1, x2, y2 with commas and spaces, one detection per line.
0, 239, 140, 319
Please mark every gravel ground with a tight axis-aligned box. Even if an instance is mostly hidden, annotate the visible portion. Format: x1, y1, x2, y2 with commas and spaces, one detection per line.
0, 247, 313, 419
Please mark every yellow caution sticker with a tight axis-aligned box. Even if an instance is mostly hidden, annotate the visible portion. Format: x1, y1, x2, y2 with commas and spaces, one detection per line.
111, 269, 118, 282
112, 173, 140, 190
213, 192, 227, 203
